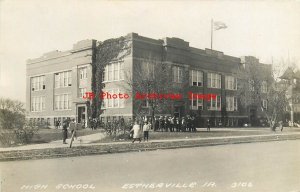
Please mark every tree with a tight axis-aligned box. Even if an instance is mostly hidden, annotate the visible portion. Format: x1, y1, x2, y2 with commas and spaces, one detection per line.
237, 57, 288, 131
91, 36, 131, 120
0, 98, 26, 129
124, 55, 188, 124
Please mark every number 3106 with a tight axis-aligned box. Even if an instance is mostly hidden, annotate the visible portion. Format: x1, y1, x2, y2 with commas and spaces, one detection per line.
231, 182, 253, 188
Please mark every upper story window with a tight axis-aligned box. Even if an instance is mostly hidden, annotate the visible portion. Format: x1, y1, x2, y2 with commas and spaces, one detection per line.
207, 73, 221, 89
55, 71, 72, 88
31, 75, 45, 91
31, 96, 45, 112
103, 62, 124, 82
79, 67, 87, 80
226, 96, 238, 111
172, 66, 183, 83
249, 79, 254, 91
225, 76, 237, 90
190, 70, 203, 86
208, 95, 221, 111
141, 62, 155, 79
261, 81, 268, 93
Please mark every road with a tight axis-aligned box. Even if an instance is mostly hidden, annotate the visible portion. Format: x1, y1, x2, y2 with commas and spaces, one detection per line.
0, 140, 300, 192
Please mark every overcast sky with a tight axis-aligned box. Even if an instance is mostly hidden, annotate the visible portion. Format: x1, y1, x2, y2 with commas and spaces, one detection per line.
0, 0, 299, 102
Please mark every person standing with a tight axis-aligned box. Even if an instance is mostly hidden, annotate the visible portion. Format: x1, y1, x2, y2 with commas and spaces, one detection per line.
154, 117, 159, 132
191, 116, 196, 132
187, 116, 192, 132
181, 117, 186, 132
55, 120, 60, 129
62, 120, 68, 144
69, 119, 77, 140
279, 121, 284, 132
131, 121, 141, 143
165, 116, 170, 132
207, 119, 211, 132
159, 116, 164, 132
175, 117, 179, 132
143, 122, 150, 142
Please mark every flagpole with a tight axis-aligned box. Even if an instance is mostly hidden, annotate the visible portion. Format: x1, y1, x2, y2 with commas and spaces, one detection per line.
211, 19, 213, 50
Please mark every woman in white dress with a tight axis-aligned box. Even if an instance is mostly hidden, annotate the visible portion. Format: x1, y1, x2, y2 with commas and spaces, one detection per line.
131, 121, 141, 143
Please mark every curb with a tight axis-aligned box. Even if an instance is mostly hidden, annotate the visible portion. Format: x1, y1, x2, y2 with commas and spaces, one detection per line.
1, 134, 300, 161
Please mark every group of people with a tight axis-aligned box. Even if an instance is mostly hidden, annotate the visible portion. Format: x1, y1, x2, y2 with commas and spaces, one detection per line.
89, 118, 100, 130
130, 121, 151, 143
153, 115, 197, 132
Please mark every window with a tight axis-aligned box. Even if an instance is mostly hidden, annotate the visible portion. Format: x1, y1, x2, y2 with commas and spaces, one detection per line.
142, 61, 155, 78
190, 94, 203, 110
31, 75, 45, 91
190, 70, 203, 86
262, 99, 268, 110
79, 88, 87, 98
173, 66, 183, 83
101, 89, 124, 109
226, 96, 238, 111
141, 100, 149, 108
54, 93, 71, 110
261, 81, 268, 93
119, 62, 124, 80
207, 73, 221, 88
113, 63, 119, 81
31, 96, 45, 112
103, 62, 124, 82
249, 79, 254, 91
54, 71, 72, 88
208, 95, 221, 111
42, 96, 45, 111
79, 67, 87, 80
225, 76, 237, 90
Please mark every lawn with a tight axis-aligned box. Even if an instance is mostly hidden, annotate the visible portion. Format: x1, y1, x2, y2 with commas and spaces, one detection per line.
31, 128, 102, 143
95, 127, 299, 143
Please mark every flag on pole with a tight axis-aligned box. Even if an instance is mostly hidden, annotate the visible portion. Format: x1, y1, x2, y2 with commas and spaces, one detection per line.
213, 21, 227, 30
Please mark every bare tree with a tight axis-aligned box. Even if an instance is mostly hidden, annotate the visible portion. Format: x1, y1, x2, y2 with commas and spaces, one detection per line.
237, 57, 289, 130
124, 55, 186, 124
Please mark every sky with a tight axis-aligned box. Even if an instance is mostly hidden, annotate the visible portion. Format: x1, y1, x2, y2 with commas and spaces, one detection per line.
0, 0, 300, 102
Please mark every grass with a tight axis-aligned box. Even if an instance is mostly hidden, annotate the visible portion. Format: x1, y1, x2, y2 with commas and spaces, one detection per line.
95, 127, 300, 143
31, 128, 102, 143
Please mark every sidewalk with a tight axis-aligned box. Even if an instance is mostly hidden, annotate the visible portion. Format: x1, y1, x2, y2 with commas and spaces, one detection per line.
1, 131, 300, 161
0, 128, 299, 152
0, 132, 106, 152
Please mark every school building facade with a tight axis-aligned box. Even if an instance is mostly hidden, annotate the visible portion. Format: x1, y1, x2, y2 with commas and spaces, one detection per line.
26, 33, 271, 127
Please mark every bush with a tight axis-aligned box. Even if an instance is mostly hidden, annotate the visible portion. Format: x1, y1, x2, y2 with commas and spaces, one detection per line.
0, 98, 26, 130
16, 125, 39, 144
0, 121, 39, 147
0, 129, 16, 147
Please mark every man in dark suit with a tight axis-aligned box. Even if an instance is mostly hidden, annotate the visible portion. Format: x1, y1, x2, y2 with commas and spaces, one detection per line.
62, 120, 68, 144
207, 119, 211, 132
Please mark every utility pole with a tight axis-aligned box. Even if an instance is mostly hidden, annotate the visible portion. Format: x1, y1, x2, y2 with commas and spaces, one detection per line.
290, 78, 294, 127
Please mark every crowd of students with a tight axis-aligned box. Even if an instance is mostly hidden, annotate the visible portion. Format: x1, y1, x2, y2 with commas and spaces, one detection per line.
153, 115, 197, 132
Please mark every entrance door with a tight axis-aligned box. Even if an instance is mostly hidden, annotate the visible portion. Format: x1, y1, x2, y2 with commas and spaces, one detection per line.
78, 106, 86, 123
174, 106, 184, 118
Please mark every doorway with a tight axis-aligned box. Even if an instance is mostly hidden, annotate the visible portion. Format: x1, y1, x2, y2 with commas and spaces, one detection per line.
77, 106, 86, 124
174, 106, 184, 118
